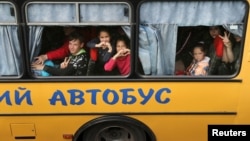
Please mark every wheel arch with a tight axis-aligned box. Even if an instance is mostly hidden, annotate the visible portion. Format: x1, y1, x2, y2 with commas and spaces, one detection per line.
73, 115, 156, 141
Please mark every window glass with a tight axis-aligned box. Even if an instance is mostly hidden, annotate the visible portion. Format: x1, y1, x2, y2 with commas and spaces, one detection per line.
26, 2, 131, 25
26, 3, 76, 24
79, 3, 130, 24
0, 2, 16, 24
138, 1, 246, 76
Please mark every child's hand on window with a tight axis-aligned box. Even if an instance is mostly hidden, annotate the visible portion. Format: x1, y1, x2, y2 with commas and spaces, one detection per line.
31, 63, 44, 70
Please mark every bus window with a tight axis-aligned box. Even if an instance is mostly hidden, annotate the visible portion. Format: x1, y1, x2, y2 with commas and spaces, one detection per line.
25, 2, 132, 77
137, 1, 247, 77
0, 1, 23, 78
79, 3, 130, 24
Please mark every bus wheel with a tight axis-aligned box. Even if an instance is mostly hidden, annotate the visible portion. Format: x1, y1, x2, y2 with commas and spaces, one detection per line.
81, 121, 146, 141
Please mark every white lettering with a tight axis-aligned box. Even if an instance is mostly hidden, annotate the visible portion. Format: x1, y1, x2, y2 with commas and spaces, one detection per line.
212, 129, 247, 136
212, 129, 219, 136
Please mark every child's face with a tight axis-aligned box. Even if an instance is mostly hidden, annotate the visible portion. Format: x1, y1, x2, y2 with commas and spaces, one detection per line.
68, 39, 83, 55
209, 26, 221, 38
99, 31, 111, 43
116, 40, 127, 52
193, 47, 205, 62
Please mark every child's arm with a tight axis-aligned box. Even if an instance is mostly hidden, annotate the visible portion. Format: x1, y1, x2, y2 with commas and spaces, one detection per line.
33, 40, 69, 65
104, 58, 116, 72
31, 62, 73, 76
104, 49, 130, 72
86, 38, 100, 48
43, 65, 75, 76
46, 40, 70, 60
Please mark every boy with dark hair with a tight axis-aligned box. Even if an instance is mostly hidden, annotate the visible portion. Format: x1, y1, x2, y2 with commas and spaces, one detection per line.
34, 26, 76, 65
32, 32, 88, 76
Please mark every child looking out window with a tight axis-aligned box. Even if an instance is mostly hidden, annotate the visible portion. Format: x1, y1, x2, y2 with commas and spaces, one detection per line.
31, 32, 88, 76
186, 42, 210, 76
86, 26, 116, 75
104, 35, 130, 76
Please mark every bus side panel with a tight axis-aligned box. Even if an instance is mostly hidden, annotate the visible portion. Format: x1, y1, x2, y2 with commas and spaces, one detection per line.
0, 115, 236, 141
0, 82, 240, 114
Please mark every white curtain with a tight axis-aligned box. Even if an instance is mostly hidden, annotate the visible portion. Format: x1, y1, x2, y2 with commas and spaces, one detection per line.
0, 26, 22, 76
0, 3, 22, 76
28, 26, 44, 62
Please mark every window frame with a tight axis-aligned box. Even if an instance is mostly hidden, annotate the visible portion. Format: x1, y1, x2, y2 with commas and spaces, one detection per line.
23, 0, 135, 79
135, 0, 248, 79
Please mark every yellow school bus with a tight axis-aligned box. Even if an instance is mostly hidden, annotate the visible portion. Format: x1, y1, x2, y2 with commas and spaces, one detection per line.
0, 0, 250, 141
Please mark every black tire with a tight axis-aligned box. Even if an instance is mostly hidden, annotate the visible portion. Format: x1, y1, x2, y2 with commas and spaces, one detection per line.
81, 121, 146, 141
